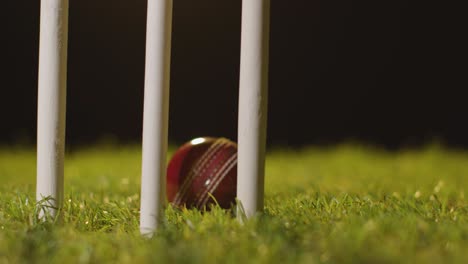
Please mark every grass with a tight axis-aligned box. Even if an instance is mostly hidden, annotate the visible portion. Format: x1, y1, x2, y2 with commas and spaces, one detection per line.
0, 144, 467, 263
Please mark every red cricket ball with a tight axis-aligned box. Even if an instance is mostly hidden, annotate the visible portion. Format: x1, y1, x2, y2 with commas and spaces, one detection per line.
167, 137, 237, 210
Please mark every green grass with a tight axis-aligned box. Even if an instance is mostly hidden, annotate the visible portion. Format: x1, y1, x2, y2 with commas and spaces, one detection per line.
0, 144, 467, 263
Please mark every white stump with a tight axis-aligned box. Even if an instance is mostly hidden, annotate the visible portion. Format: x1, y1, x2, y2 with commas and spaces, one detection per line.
36, 0, 69, 218
140, 0, 173, 235
237, 0, 271, 218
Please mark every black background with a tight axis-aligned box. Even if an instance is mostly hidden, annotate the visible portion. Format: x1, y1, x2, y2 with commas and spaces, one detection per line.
1, 1, 465, 149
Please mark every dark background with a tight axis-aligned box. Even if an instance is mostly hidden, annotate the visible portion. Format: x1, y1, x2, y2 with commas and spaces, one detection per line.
1, 1, 465, 149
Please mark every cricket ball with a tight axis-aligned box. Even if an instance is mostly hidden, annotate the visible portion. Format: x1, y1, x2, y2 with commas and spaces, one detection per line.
167, 137, 237, 210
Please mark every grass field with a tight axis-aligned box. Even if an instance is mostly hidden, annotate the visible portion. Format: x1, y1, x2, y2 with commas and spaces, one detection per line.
0, 144, 467, 263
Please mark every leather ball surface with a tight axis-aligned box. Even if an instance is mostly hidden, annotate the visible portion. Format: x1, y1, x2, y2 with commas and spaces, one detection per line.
167, 137, 237, 210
